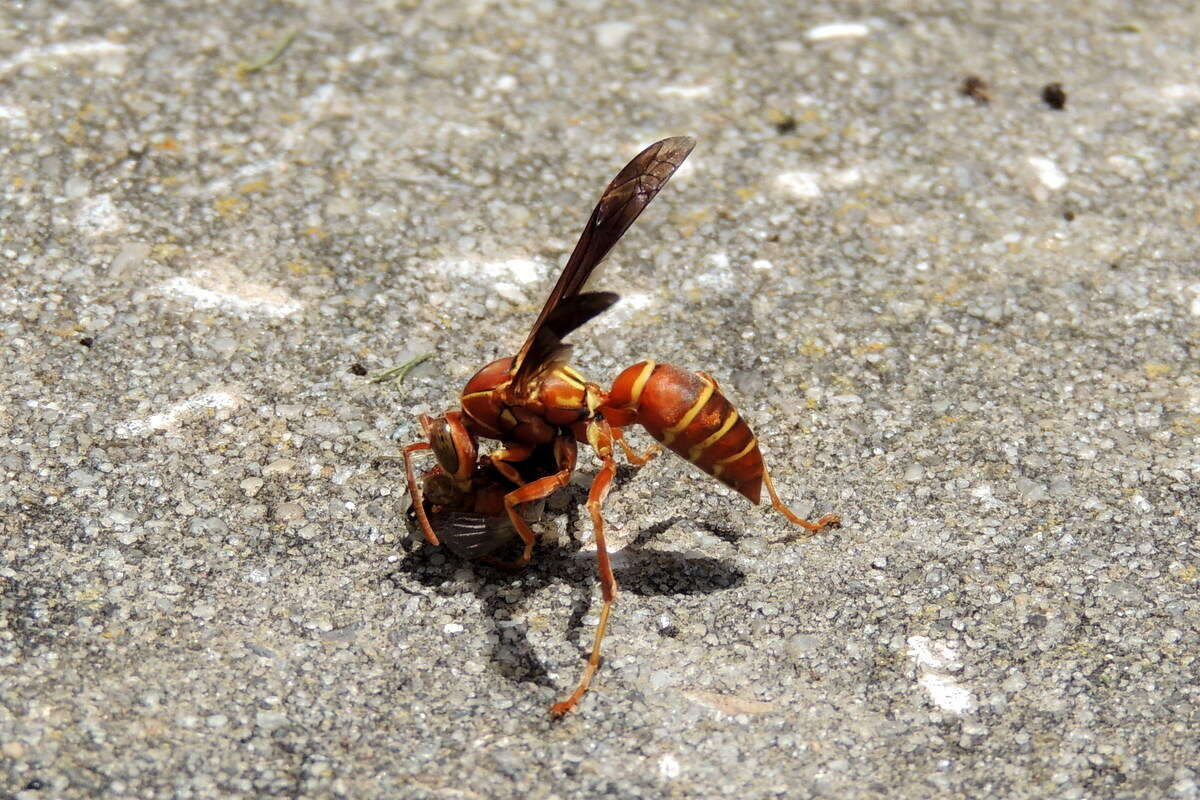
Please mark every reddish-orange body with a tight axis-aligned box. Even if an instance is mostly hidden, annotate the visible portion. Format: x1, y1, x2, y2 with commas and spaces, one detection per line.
458, 357, 768, 498
401, 136, 839, 718
460, 357, 590, 443
605, 361, 767, 502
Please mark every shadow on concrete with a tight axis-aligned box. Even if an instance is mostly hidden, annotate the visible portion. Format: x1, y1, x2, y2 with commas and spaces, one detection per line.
386, 493, 746, 691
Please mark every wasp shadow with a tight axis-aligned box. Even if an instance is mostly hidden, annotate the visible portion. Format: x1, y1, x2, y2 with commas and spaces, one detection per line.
386, 500, 746, 691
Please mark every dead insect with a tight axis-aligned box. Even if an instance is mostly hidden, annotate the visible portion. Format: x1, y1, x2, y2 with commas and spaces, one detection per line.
403, 137, 841, 716
960, 75, 991, 105
407, 441, 557, 561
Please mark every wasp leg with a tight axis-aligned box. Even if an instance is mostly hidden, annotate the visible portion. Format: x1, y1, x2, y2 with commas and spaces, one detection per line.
551, 421, 619, 717
488, 435, 577, 571
489, 442, 536, 486
403, 441, 441, 547
611, 425, 659, 466
761, 462, 841, 539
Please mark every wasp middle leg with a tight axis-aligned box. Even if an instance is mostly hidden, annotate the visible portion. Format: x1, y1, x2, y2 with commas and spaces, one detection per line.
550, 419, 621, 717
488, 442, 537, 486
610, 425, 660, 466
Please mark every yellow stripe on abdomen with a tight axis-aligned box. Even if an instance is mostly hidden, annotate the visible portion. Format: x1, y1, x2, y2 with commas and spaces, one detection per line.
661, 375, 714, 446
688, 407, 740, 462
711, 436, 758, 478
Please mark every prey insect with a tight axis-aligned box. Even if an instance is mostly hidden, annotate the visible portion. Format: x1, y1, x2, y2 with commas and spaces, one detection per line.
403, 136, 841, 716
407, 442, 558, 561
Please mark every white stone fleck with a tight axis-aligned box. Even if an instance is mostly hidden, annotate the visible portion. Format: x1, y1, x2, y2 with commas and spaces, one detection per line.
776, 171, 822, 199
159, 270, 303, 318
263, 458, 296, 477
1016, 477, 1048, 503
594, 21, 636, 49
829, 167, 863, 188
0, 39, 127, 76
658, 85, 712, 99
277, 84, 338, 152
1159, 84, 1200, 104
805, 22, 870, 41
346, 44, 391, 64
492, 258, 543, 283
77, 194, 124, 237
751, 259, 774, 271
1027, 156, 1067, 190
907, 636, 976, 713
707, 252, 731, 270
442, 257, 547, 286
64, 176, 90, 199
659, 754, 682, 780
120, 390, 241, 436
110, 242, 152, 278
591, 290, 653, 330
0, 105, 28, 126
443, 622, 465, 634
493, 282, 526, 304
687, 253, 735, 291
192, 603, 217, 621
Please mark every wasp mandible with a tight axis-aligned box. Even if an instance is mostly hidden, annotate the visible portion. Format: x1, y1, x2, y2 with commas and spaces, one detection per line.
404, 137, 841, 716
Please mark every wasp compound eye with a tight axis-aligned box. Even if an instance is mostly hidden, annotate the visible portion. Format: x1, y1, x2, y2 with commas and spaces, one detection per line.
427, 417, 459, 476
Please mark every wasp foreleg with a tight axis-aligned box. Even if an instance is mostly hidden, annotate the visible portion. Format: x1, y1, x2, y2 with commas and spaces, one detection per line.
489, 435, 578, 571
488, 442, 537, 486
403, 441, 441, 547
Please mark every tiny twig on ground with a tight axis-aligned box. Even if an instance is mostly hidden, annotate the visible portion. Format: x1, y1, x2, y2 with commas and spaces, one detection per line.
370, 353, 433, 391
237, 28, 299, 76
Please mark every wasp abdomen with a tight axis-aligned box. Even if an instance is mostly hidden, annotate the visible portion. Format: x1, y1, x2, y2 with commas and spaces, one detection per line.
606, 361, 765, 503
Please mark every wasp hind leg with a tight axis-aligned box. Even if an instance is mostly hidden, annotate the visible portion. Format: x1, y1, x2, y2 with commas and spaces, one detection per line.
761, 462, 841, 541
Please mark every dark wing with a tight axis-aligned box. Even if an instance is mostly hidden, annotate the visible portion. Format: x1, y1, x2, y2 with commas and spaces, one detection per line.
514, 291, 620, 389
428, 512, 515, 560
509, 136, 695, 390
418, 498, 548, 561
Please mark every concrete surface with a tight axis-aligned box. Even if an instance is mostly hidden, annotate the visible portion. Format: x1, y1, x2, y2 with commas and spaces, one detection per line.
2, 1, 1198, 798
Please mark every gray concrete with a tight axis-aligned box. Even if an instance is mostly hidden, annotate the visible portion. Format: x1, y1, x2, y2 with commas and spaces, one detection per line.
2, 1, 1197, 798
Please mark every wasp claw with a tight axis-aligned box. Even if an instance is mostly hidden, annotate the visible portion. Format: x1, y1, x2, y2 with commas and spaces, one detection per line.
815, 513, 842, 531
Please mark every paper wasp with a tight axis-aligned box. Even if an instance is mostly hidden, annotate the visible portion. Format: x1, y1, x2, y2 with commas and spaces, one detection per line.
404, 137, 840, 716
